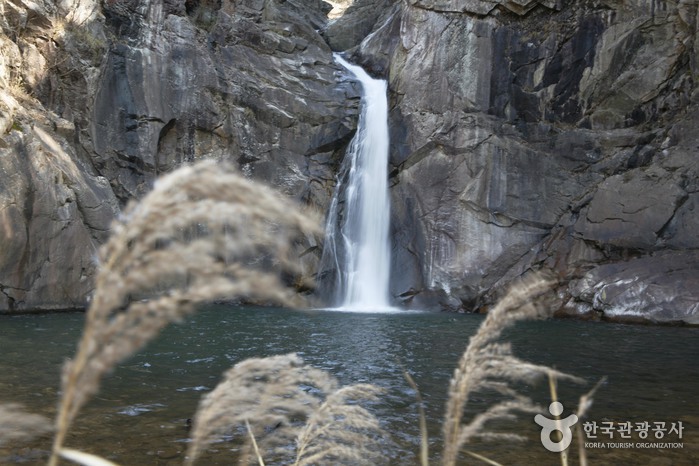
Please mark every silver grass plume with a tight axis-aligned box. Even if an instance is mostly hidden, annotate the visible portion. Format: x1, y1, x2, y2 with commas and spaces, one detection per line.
441, 275, 585, 466
186, 353, 387, 465
294, 384, 387, 466
294, 384, 386, 466
186, 353, 333, 465
50, 160, 320, 465
0, 403, 51, 447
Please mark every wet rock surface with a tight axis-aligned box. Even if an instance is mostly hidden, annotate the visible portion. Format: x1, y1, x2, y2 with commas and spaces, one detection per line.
2, 0, 698, 323
1, 0, 355, 312
345, 0, 699, 323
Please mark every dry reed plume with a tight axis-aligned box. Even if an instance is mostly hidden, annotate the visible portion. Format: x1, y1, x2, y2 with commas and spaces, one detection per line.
49, 160, 320, 465
186, 353, 333, 465
441, 275, 584, 466
294, 383, 386, 466
0, 403, 51, 447
186, 353, 387, 466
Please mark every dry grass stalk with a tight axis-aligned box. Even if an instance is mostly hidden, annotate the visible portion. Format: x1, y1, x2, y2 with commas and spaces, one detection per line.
245, 419, 266, 466
0, 403, 51, 447
548, 374, 569, 466
462, 449, 505, 466
58, 448, 120, 466
441, 275, 584, 466
186, 353, 386, 466
575, 377, 606, 466
403, 372, 429, 466
50, 160, 320, 465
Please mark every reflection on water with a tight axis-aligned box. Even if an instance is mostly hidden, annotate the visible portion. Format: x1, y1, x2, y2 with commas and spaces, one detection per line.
1, 306, 698, 465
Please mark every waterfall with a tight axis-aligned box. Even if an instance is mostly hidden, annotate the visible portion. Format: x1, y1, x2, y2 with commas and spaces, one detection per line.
320, 55, 393, 311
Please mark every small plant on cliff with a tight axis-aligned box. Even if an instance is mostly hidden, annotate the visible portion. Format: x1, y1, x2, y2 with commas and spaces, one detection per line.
7, 74, 29, 100
186, 0, 220, 32
64, 23, 107, 66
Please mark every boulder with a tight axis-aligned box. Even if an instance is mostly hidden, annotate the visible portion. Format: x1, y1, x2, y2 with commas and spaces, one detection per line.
565, 251, 699, 324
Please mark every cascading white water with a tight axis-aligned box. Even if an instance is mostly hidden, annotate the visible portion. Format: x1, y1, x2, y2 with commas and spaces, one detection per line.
322, 55, 393, 311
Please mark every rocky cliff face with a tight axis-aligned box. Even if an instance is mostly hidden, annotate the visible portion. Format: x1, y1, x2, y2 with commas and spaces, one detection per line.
337, 0, 699, 323
1, 0, 118, 311
2, 0, 697, 324
1, 0, 356, 312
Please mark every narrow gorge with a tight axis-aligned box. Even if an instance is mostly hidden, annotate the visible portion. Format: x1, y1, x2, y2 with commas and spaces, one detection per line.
1, 0, 698, 324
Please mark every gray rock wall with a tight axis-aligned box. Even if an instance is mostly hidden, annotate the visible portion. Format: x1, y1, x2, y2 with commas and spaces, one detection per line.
1, 0, 356, 312
92, 0, 355, 205
0, 124, 118, 311
2, 0, 698, 323
345, 0, 699, 323
1, 0, 118, 311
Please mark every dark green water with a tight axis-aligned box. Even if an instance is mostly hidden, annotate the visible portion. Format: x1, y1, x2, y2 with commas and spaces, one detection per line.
1, 306, 697, 465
